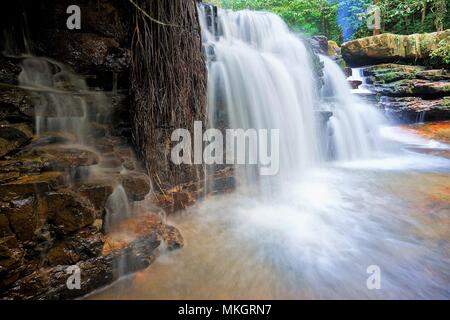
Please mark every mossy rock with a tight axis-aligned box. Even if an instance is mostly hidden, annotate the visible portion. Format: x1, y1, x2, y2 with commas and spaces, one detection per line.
342, 30, 450, 67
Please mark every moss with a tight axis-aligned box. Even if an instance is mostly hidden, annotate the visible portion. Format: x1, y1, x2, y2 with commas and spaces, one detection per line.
442, 97, 450, 107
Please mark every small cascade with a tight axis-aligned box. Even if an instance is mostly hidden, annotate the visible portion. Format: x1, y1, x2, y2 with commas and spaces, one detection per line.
320, 55, 385, 160
347, 67, 372, 94
18, 57, 107, 144
105, 184, 132, 232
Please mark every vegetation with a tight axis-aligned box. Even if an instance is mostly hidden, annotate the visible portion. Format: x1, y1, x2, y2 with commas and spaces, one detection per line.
216, 0, 341, 42
430, 37, 450, 65
207, 0, 450, 43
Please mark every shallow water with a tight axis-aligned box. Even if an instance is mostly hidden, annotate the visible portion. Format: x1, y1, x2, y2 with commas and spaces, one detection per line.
90, 134, 450, 300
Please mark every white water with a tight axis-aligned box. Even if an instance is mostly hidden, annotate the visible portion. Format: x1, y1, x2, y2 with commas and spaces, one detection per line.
321, 55, 386, 160
18, 57, 107, 144
199, 7, 319, 189
90, 6, 449, 300
347, 67, 372, 94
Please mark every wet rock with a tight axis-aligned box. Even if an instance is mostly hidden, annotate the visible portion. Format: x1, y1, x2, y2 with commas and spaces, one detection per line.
342, 31, 450, 67
309, 35, 328, 55
22, 132, 78, 150
0, 210, 13, 237
0, 87, 35, 122
363, 64, 425, 84
119, 171, 151, 201
344, 67, 352, 78
416, 69, 450, 81
0, 57, 21, 85
78, 182, 114, 211
47, 190, 96, 234
371, 79, 450, 97
171, 191, 196, 211
0, 122, 33, 157
348, 80, 362, 89
46, 230, 103, 266
380, 96, 450, 123
327, 40, 340, 58
32, 146, 100, 171
160, 225, 184, 251
47, 31, 130, 73
0, 236, 26, 290
3, 197, 39, 241
0, 172, 65, 200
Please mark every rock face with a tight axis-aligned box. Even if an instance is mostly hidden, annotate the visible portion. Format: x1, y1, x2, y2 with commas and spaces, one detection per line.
357, 63, 450, 122
309, 35, 329, 55
371, 78, 450, 97
380, 97, 450, 123
342, 30, 450, 67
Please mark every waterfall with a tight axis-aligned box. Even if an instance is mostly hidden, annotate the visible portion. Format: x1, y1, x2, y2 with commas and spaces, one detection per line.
105, 184, 131, 232
18, 57, 107, 144
199, 5, 387, 185
320, 55, 385, 160
199, 6, 320, 190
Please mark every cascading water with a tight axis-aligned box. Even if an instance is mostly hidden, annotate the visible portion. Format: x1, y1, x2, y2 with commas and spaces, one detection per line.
347, 67, 372, 94
320, 55, 386, 160
18, 57, 106, 144
92, 5, 450, 300
17, 56, 133, 230
199, 7, 320, 188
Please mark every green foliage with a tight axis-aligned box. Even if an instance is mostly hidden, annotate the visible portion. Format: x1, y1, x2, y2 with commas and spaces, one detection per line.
208, 0, 450, 44
354, 0, 450, 39
216, 0, 342, 43
430, 37, 450, 66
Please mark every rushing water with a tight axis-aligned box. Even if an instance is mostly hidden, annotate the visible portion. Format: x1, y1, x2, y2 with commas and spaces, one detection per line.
90, 6, 449, 299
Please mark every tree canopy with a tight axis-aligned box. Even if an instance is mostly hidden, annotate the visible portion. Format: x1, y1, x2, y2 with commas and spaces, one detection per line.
207, 0, 450, 44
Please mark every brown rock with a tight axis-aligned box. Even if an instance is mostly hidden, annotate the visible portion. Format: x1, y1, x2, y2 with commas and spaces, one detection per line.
47, 190, 96, 234
342, 31, 450, 67
0, 236, 26, 289
47, 230, 104, 266
0, 172, 64, 200
119, 171, 151, 201
0, 122, 33, 157
36, 146, 99, 171
348, 80, 362, 89
5, 197, 38, 241
380, 96, 450, 123
78, 182, 114, 211
160, 225, 184, 251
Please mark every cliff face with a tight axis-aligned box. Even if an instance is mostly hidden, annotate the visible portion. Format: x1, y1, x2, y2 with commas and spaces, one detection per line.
0, 0, 205, 299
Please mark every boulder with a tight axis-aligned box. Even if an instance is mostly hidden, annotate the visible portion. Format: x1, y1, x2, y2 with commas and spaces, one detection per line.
46, 230, 104, 266
47, 190, 96, 234
309, 35, 328, 55
0, 122, 33, 157
78, 182, 114, 211
160, 225, 184, 251
341, 30, 450, 67
380, 96, 450, 123
348, 80, 362, 89
327, 40, 340, 58
119, 171, 151, 201
0, 236, 26, 289
0, 87, 35, 122
2, 197, 39, 241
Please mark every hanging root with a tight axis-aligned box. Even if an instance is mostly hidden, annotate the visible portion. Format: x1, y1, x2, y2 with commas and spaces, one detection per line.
130, 0, 207, 190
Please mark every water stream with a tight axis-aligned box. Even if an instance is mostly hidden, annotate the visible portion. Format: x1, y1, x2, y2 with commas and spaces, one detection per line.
90, 6, 449, 299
